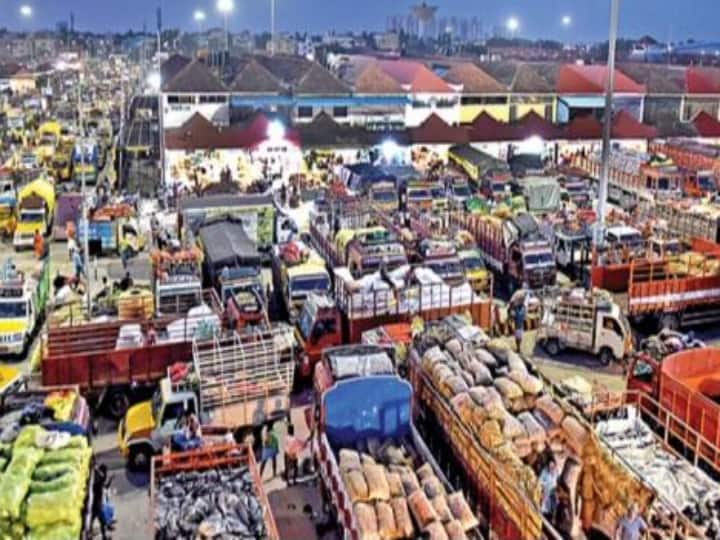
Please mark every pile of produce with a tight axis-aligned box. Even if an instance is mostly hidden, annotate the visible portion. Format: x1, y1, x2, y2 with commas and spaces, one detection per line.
412, 320, 655, 537
0, 424, 92, 540
667, 250, 720, 276
154, 465, 269, 540
338, 441, 478, 540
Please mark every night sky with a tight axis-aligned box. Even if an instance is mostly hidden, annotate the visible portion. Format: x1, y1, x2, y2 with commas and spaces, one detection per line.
7, 0, 720, 42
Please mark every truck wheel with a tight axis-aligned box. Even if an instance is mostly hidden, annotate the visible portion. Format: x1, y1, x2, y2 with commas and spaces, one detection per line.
544, 338, 561, 356
105, 391, 130, 420
128, 444, 153, 472
599, 347, 613, 366
659, 314, 680, 332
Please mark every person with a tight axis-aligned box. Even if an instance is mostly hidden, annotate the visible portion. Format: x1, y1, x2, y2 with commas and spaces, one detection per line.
67, 234, 78, 261
118, 271, 133, 291
511, 299, 526, 352
615, 503, 649, 540
145, 323, 157, 346
33, 229, 43, 259
72, 248, 85, 284
91, 463, 113, 540
259, 425, 279, 479
284, 424, 306, 486
539, 458, 559, 519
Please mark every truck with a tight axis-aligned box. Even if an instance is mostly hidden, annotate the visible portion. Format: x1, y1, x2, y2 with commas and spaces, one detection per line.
409, 318, 692, 540
0, 175, 16, 238
52, 192, 83, 241
43, 303, 221, 419
150, 444, 279, 540
649, 197, 720, 244
179, 194, 296, 254
118, 324, 295, 470
627, 243, 720, 330
515, 176, 562, 214
312, 345, 483, 540
458, 248, 491, 293
649, 139, 719, 196
0, 258, 49, 357
272, 240, 331, 322
575, 149, 687, 210
35, 120, 61, 163
448, 144, 513, 201
538, 289, 633, 364
367, 180, 399, 212
13, 176, 55, 249
76, 204, 145, 256
451, 212, 556, 292
72, 138, 100, 186
51, 141, 74, 183
151, 247, 204, 316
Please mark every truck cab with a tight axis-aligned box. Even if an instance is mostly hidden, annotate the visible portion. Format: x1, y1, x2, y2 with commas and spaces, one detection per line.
273, 241, 332, 321
511, 241, 557, 289
367, 181, 398, 212
0, 259, 48, 356
404, 183, 433, 211
295, 293, 342, 377
430, 184, 449, 212
0, 178, 16, 238
684, 170, 716, 197
448, 180, 473, 209
221, 269, 267, 329
72, 139, 99, 186
151, 248, 203, 315
458, 249, 490, 293
418, 239, 466, 286
605, 225, 643, 256
339, 227, 408, 277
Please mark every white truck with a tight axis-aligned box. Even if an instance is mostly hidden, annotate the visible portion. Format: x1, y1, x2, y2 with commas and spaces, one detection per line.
538, 289, 633, 365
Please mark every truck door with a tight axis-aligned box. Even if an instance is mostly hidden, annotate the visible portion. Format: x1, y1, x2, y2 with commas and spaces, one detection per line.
597, 315, 625, 361
626, 355, 658, 397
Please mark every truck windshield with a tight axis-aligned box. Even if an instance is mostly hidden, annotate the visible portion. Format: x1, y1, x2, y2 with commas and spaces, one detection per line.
657, 177, 670, 191
19, 210, 42, 223
290, 275, 330, 298
524, 252, 554, 266
427, 260, 463, 277
0, 300, 27, 318
372, 191, 397, 203
408, 189, 431, 200
453, 185, 471, 197
431, 187, 446, 199
698, 175, 714, 191
297, 307, 314, 340
462, 256, 484, 270
491, 183, 506, 193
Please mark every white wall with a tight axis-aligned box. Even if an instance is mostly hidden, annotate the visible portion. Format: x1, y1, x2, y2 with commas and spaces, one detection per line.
405, 93, 460, 127
162, 94, 230, 129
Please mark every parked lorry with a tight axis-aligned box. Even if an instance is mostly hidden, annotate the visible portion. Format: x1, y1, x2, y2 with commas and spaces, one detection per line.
313, 345, 483, 540
0, 258, 49, 356
515, 176, 562, 214
0, 176, 16, 238
538, 289, 633, 364
43, 304, 221, 419
649, 139, 719, 196
179, 194, 296, 253
451, 212, 556, 291
13, 176, 55, 249
151, 444, 279, 540
35, 120, 61, 162
151, 247, 204, 315
272, 240, 331, 322
51, 142, 74, 183
52, 192, 82, 241
76, 204, 145, 256
367, 180, 399, 212
650, 198, 720, 244
118, 324, 295, 470
72, 138, 100, 186
449, 144, 513, 201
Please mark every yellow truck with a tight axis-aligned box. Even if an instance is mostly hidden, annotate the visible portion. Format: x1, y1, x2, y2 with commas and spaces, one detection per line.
51, 142, 74, 183
35, 120, 62, 163
13, 177, 56, 249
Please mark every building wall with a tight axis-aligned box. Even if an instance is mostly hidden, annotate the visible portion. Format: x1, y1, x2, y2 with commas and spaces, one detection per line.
10, 77, 36, 95
459, 103, 510, 123
163, 93, 229, 128
405, 93, 460, 127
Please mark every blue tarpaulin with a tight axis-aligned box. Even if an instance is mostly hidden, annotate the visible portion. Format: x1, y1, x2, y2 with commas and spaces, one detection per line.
342, 163, 396, 193
322, 376, 411, 450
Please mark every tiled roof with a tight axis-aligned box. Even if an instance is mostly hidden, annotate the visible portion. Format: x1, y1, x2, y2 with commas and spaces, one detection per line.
686, 67, 720, 94
295, 62, 351, 95
161, 54, 191, 86
611, 110, 657, 139
557, 64, 645, 94
693, 111, 720, 137
468, 112, 512, 142
444, 62, 506, 94
255, 54, 314, 85
618, 63, 686, 94
511, 110, 562, 139
377, 59, 452, 93
230, 59, 284, 94
410, 113, 468, 144
354, 62, 405, 94
163, 60, 227, 93
564, 116, 602, 140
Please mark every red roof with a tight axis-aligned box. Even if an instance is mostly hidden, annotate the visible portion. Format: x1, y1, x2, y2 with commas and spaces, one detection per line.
410, 113, 468, 144
564, 115, 603, 140
165, 112, 299, 151
510, 111, 562, 140
686, 67, 720, 94
557, 64, 645, 94
693, 111, 720, 137
377, 59, 452, 93
611, 110, 657, 139
468, 112, 512, 142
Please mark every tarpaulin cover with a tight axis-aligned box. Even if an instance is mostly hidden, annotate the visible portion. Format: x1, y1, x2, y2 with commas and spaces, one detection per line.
521, 178, 561, 214
198, 218, 261, 270
323, 376, 411, 449
342, 163, 396, 193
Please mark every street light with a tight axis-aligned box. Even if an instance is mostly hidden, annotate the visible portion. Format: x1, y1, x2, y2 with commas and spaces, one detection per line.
217, 0, 234, 71
561, 15, 572, 28
19, 5, 32, 18
193, 9, 206, 33
506, 17, 519, 39
267, 120, 285, 143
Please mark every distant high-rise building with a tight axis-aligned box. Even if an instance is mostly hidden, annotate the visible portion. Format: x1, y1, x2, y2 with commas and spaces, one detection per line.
411, 3, 437, 38
460, 18, 469, 42
470, 16, 481, 41
449, 16, 457, 37
70, 12, 75, 34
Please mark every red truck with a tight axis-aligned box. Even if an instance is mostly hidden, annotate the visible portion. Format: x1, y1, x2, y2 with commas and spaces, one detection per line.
43, 304, 221, 419
627, 347, 720, 475
649, 140, 719, 196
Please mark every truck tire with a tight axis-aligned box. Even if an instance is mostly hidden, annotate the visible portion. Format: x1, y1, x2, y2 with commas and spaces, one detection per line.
599, 347, 613, 366
544, 338, 561, 356
128, 444, 153, 472
659, 313, 680, 332
105, 391, 130, 420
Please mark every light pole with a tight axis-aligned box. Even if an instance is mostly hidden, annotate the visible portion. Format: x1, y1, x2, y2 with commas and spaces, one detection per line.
506, 17, 519, 40
561, 15, 572, 28
595, 0, 620, 254
194, 9, 206, 33
217, 0, 234, 72
270, 0, 276, 56
77, 71, 92, 318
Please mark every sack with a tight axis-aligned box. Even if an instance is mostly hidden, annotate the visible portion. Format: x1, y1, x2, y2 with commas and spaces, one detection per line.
447, 492, 479, 532
390, 497, 414, 539
534, 395, 565, 425
425, 521, 449, 540
467, 361, 493, 386
432, 495, 453, 522
508, 371, 543, 395
376, 501, 398, 540
340, 449, 361, 471
478, 420, 504, 449
473, 348, 497, 369
0, 473, 31, 520
6, 446, 45, 476
26, 524, 80, 540
385, 472, 404, 498
445, 519, 469, 540
343, 469, 369, 503
501, 410, 526, 440
364, 464, 390, 501
477, 387, 506, 421
506, 351, 528, 375
533, 409, 562, 439
562, 416, 589, 455
443, 375, 469, 398
518, 412, 546, 445
14, 425, 47, 448
494, 377, 523, 401
416, 463, 435, 482
399, 468, 420, 495
408, 489, 438, 529
422, 475, 446, 499
354, 502, 379, 540
25, 485, 84, 529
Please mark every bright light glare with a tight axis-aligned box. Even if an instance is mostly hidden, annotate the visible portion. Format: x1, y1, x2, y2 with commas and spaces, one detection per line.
194, 10, 206, 22
19, 5, 33, 17
381, 139, 399, 160
267, 120, 285, 142
523, 135, 545, 155
147, 72, 161, 91
561, 15, 572, 27
217, 0, 234, 14
506, 17, 519, 32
